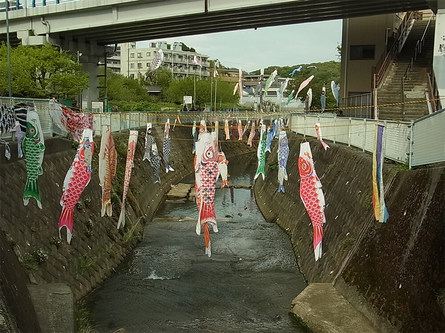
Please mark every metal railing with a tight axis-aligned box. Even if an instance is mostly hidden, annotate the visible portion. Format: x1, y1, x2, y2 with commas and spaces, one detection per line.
2, 96, 444, 169
5, 0, 78, 8
340, 93, 373, 119
373, 11, 417, 89
426, 71, 442, 113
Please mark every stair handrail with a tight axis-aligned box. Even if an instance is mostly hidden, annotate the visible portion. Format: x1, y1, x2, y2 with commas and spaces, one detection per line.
427, 70, 442, 112
414, 14, 434, 61
401, 12, 434, 118
373, 11, 417, 89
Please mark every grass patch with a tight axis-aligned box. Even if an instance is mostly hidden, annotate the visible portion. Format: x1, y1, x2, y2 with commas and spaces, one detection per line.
341, 236, 356, 249
75, 300, 97, 333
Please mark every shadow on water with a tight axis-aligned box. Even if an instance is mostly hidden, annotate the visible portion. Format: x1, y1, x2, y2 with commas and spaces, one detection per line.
85, 152, 307, 333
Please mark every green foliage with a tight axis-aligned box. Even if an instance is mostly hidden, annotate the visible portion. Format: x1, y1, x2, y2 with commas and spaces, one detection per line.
164, 77, 238, 106
179, 43, 196, 53
75, 300, 97, 333
0, 43, 89, 98
256, 61, 340, 110
77, 256, 97, 275
21, 249, 49, 272
101, 70, 152, 103
341, 236, 356, 249
145, 67, 172, 91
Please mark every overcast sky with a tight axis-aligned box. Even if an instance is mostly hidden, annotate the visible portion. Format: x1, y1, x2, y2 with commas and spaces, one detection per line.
138, 19, 342, 73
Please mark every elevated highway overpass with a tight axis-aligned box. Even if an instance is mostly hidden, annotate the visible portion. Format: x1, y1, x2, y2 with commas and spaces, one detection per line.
0, 0, 438, 107
0, 0, 435, 46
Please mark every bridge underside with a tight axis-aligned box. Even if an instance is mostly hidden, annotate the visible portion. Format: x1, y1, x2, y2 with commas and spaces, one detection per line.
0, 0, 433, 46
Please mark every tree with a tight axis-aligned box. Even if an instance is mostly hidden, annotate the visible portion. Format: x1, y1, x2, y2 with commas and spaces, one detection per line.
278, 61, 341, 110
145, 67, 172, 91
163, 77, 238, 106
0, 43, 89, 98
101, 69, 152, 102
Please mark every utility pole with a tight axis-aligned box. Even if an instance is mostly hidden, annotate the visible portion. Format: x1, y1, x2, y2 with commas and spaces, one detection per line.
193, 75, 196, 109
5, 0, 12, 97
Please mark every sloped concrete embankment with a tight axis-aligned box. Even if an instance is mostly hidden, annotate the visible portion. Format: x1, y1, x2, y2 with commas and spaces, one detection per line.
254, 132, 445, 332
0, 125, 254, 331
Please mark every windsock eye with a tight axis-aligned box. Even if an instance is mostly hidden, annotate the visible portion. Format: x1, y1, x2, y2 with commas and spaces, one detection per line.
28, 127, 36, 136
206, 149, 214, 159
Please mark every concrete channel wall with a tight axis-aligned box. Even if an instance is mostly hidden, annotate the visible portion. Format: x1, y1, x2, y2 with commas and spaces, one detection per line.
1, 125, 443, 332
0, 126, 254, 332
254, 131, 445, 333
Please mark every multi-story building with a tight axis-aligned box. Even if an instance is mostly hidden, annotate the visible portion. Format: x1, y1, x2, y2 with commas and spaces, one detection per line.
117, 41, 210, 79
106, 46, 121, 73
340, 9, 442, 119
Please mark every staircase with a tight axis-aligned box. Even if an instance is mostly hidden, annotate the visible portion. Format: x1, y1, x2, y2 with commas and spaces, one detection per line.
377, 15, 435, 121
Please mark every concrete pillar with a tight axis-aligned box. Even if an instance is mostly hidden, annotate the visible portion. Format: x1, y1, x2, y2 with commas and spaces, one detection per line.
433, 0, 445, 108
82, 55, 100, 110
28, 284, 74, 333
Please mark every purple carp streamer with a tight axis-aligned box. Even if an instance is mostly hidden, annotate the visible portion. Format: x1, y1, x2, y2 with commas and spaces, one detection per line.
277, 130, 289, 193
118, 130, 138, 229
58, 129, 94, 243
372, 124, 389, 223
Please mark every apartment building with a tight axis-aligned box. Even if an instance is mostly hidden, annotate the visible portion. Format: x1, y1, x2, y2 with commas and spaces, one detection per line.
116, 41, 210, 79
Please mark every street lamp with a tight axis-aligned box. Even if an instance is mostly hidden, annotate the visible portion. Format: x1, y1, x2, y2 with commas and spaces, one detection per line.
5, 0, 12, 97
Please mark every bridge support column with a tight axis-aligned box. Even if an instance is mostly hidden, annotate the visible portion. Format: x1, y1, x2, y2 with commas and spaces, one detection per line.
433, 0, 445, 108
81, 56, 100, 111
63, 39, 104, 111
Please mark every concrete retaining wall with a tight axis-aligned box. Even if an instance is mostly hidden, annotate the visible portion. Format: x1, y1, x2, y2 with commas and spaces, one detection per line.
253, 131, 445, 332
0, 125, 254, 331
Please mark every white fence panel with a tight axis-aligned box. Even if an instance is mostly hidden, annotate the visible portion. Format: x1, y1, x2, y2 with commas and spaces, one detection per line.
384, 121, 410, 163
332, 118, 350, 145
350, 119, 366, 149
411, 109, 445, 167
289, 113, 411, 164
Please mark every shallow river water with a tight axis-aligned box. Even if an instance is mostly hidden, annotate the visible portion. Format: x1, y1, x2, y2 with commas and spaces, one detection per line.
86, 153, 307, 332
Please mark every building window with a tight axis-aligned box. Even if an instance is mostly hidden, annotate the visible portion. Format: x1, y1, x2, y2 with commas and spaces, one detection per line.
137, 52, 142, 58
146, 52, 151, 57
130, 53, 135, 58
130, 74, 135, 79
137, 63, 142, 69
130, 63, 135, 69
350, 45, 375, 60
146, 63, 150, 68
